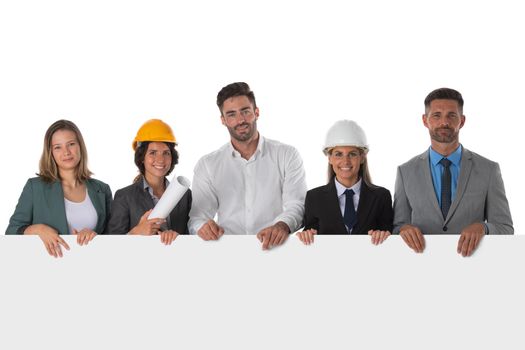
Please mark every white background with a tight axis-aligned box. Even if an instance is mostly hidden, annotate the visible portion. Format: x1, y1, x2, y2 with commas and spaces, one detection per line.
0, 0, 523, 233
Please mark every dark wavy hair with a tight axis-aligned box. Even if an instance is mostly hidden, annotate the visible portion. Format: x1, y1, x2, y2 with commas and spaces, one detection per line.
133, 141, 179, 183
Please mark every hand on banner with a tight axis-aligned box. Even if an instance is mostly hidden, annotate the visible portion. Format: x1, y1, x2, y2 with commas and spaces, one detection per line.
257, 221, 290, 250
399, 224, 425, 253
368, 230, 390, 245
197, 219, 224, 240
297, 229, 317, 245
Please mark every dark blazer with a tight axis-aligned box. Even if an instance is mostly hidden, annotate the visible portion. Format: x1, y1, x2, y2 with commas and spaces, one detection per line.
6, 177, 112, 235
303, 178, 393, 234
105, 177, 191, 234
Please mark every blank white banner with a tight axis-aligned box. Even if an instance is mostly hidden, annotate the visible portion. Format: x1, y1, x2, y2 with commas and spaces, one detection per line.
1, 235, 523, 350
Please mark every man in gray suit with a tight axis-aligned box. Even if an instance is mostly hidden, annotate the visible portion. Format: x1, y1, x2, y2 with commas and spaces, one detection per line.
393, 88, 513, 256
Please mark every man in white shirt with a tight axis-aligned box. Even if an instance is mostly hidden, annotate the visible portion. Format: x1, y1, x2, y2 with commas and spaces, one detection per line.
189, 82, 307, 249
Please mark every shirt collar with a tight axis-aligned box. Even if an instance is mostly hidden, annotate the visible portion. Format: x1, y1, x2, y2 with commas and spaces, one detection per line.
334, 177, 362, 197
142, 177, 170, 195
429, 144, 462, 167
229, 134, 265, 159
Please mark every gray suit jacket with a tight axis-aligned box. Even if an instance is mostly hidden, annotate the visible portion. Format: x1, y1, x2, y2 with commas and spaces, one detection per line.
393, 147, 513, 234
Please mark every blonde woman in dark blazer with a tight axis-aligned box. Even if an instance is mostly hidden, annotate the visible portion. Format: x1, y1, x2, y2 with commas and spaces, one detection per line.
298, 120, 393, 245
6, 120, 112, 257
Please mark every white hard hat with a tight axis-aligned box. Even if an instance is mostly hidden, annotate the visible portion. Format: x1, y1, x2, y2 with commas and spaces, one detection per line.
323, 120, 369, 155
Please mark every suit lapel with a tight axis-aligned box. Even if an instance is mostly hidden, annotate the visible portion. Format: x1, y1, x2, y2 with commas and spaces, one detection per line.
86, 180, 107, 233
136, 178, 156, 208
45, 181, 69, 234
354, 182, 373, 233
445, 148, 473, 223
325, 179, 348, 233
419, 151, 443, 218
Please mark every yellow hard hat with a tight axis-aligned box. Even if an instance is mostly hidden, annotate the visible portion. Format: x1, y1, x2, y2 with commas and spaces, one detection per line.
132, 119, 176, 150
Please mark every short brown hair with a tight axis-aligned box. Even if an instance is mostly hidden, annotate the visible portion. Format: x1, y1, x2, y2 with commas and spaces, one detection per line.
216, 82, 257, 114
38, 119, 92, 183
424, 88, 464, 114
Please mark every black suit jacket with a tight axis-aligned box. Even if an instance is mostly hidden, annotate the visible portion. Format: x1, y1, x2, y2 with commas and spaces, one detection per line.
303, 178, 393, 234
105, 178, 192, 234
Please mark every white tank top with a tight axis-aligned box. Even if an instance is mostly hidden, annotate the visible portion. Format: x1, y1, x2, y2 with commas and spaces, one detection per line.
64, 191, 98, 234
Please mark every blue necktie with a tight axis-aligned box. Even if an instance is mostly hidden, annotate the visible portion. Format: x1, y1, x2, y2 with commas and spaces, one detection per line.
343, 189, 357, 233
439, 158, 452, 219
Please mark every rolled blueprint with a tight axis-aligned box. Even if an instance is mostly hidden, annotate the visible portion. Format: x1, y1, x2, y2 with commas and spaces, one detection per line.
148, 175, 191, 219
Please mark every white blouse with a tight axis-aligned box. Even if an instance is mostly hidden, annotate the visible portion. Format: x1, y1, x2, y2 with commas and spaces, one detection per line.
64, 191, 98, 234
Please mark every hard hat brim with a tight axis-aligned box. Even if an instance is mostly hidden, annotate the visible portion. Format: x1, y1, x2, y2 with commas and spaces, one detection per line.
323, 144, 369, 156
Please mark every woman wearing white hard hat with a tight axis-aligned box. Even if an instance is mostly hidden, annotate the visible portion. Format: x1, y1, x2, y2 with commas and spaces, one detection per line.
105, 119, 192, 244
297, 120, 393, 244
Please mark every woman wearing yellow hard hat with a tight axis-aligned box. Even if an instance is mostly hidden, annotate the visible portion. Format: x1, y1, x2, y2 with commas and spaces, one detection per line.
297, 120, 393, 245
105, 119, 191, 244
6, 120, 112, 257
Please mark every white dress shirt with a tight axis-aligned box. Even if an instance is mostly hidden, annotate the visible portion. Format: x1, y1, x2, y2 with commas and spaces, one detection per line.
334, 177, 361, 233
189, 136, 307, 235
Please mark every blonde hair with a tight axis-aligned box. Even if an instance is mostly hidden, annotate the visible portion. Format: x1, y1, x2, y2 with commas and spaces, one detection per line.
326, 148, 374, 187
38, 119, 92, 183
